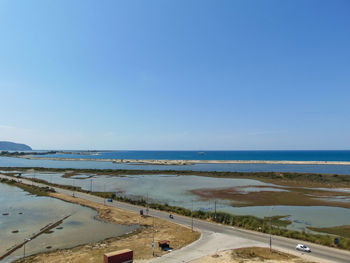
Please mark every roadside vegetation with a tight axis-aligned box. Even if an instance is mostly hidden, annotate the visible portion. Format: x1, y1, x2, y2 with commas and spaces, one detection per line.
2, 174, 290, 231
1, 168, 350, 251
308, 225, 350, 239
50, 180, 350, 250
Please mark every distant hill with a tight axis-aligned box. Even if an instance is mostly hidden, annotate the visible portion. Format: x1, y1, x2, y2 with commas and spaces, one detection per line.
0, 141, 32, 151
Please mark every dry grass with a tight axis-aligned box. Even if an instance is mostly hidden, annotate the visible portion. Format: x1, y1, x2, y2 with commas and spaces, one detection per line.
16, 192, 200, 263
190, 247, 314, 263
308, 225, 350, 238
232, 247, 296, 261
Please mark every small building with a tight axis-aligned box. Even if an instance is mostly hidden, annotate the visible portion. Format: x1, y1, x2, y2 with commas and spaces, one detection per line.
104, 249, 133, 263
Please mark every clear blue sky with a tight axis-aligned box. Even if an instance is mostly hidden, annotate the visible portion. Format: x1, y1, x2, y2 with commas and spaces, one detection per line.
0, 0, 349, 150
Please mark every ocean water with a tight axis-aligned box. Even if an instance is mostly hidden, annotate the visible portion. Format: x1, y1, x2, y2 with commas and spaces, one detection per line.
36, 150, 350, 161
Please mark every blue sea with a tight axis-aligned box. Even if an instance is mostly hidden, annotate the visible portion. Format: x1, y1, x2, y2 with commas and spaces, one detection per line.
1, 150, 350, 175
40, 150, 350, 161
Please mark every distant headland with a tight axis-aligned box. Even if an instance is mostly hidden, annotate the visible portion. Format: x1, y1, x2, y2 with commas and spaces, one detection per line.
0, 141, 32, 151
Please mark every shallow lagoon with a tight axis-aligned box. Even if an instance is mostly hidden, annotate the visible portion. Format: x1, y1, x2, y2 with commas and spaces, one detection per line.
2, 156, 350, 175
17, 171, 350, 232
0, 183, 137, 263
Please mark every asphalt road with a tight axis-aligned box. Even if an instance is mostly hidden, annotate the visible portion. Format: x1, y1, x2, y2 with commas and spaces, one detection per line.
2, 174, 350, 263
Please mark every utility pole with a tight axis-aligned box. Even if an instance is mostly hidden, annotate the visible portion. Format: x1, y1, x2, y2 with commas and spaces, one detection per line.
152, 216, 155, 256
191, 200, 194, 232
104, 183, 106, 205
23, 238, 31, 262
72, 179, 75, 197
269, 218, 272, 252
269, 206, 274, 253
146, 192, 149, 215
214, 200, 217, 221
90, 179, 93, 192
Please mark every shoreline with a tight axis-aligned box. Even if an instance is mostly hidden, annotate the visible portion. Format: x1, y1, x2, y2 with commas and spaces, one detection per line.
3, 172, 350, 260
19, 156, 350, 165
6, 180, 199, 263
2, 166, 350, 188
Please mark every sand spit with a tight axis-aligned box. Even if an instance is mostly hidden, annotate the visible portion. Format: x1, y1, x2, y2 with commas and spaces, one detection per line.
19, 156, 350, 166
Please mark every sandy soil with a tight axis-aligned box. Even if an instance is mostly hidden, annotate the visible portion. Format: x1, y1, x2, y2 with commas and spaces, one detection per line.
16, 192, 200, 263
190, 247, 315, 263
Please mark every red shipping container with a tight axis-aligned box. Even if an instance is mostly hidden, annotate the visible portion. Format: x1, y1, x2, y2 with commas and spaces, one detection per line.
104, 249, 133, 263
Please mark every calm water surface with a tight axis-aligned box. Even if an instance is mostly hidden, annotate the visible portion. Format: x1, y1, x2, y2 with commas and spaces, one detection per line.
1, 151, 350, 236
0, 183, 137, 263
1, 157, 350, 175
16, 171, 350, 232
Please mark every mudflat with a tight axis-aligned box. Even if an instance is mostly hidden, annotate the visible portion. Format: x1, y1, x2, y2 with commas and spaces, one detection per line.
15, 192, 199, 263
191, 185, 350, 209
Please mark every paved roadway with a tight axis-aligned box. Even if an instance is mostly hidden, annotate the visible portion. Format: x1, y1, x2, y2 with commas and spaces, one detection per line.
2, 174, 350, 263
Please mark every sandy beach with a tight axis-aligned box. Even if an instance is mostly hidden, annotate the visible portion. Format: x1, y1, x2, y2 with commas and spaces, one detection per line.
19, 156, 350, 166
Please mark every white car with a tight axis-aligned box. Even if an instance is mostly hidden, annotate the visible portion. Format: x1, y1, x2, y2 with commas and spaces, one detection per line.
296, 244, 311, 253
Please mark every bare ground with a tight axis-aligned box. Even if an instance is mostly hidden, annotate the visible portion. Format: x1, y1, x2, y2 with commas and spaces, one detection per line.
190, 247, 315, 263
